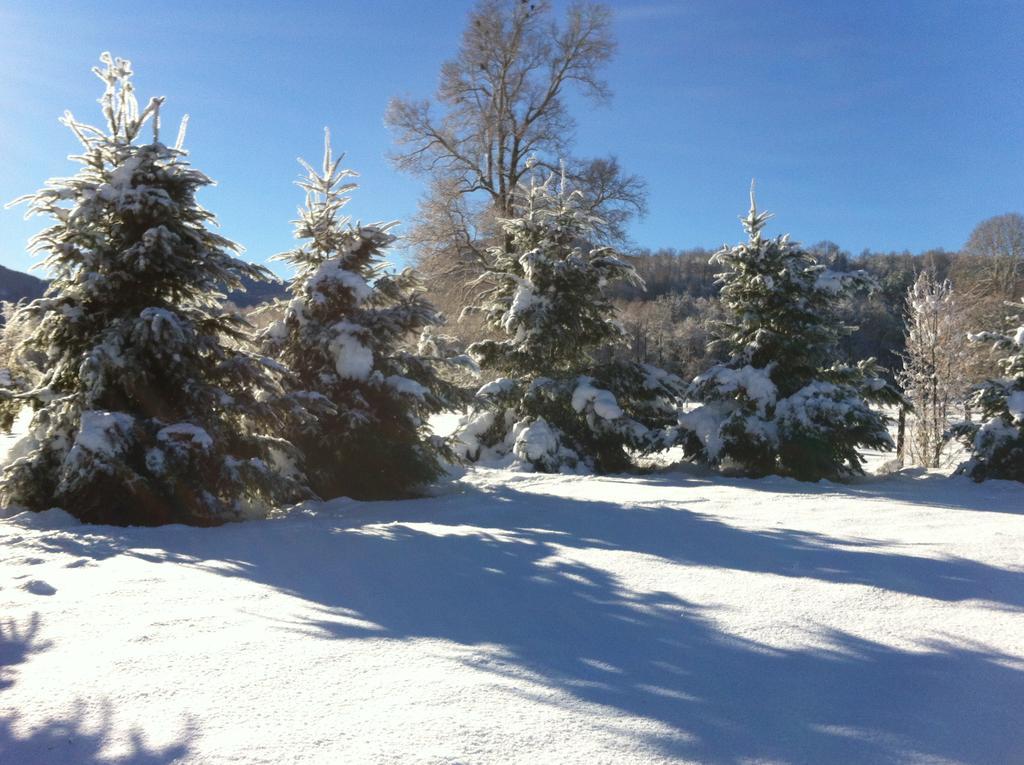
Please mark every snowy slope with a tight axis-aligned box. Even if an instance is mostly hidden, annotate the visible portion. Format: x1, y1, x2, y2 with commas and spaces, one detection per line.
1, 463, 1023, 764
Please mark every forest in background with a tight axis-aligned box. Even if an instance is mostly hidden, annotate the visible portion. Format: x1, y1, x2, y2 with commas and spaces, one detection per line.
611, 223, 1023, 382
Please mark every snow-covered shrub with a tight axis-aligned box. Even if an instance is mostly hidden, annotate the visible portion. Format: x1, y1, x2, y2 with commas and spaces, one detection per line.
0, 54, 305, 525
680, 186, 903, 480
261, 132, 459, 500
950, 299, 1024, 482
454, 173, 685, 473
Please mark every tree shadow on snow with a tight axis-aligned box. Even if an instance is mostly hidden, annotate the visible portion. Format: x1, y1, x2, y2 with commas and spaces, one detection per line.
235, 505, 1024, 763
0, 614, 194, 764
648, 463, 1024, 516
21, 482, 1023, 764
474, 481, 1024, 609
0, 703, 194, 765
0, 613, 50, 691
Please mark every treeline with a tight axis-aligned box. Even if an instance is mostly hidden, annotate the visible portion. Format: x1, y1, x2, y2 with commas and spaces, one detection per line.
607, 238, 1023, 381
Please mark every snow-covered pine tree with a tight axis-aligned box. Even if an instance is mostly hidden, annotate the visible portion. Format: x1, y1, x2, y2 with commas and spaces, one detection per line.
261, 132, 458, 500
454, 173, 685, 473
950, 299, 1024, 482
680, 185, 903, 480
0, 54, 305, 525
898, 271, 968, 467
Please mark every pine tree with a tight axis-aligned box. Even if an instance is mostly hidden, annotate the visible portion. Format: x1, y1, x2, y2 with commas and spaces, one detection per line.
951, 299, 1024, 482
680, 185, 902, 480
898, 271, 968, 467
454, 173, 685, 473
0, 54, 303, 525
261, 132, 458, 500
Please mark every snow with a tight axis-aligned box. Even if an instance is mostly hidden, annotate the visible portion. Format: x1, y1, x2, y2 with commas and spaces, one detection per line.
511, 416, 559, 463
452, 409, 497, 461
0, 409, 41, 469
328, 321, 373, 380
476, 378, 516, 398
641, 363, 677, 390
814, 269, 848, 293
308, 260, 371, 304
973, 416, 1019, 450
1007, 390, 1024, 424
696, 364, 777, 415
156, 423, 213, 450
678, 402, 728, 459
504, 283, 541, 335
1, 465, 1022, 763
287, 297, 307, 326
427, 410, 463, 438
264, 319, 288, 341
776, 381, 843, 428
572, 377, 624, 420
144, 448, 166, 475
865, 376, 888, 392
69, 410, 135, 458
679, 365, 785, 460
93, 157, 145, 206
384, 375, 428, 399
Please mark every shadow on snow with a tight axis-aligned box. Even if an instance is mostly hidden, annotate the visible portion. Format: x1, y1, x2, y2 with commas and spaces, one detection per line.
0, 615, 193, 764
647, 463, 1024, 516
13, 475, 1024, 764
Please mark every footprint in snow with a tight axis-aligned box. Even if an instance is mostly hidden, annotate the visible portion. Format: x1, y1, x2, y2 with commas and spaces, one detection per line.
22, 579, 56, 596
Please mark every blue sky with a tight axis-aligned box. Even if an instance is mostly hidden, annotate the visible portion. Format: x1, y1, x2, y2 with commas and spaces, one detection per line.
1, 0, 1021, 277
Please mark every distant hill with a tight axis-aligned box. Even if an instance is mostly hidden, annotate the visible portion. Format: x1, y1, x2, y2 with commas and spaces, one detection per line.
0, 265, 287, 309
227, 275, 289, 307
0, 265, 47, 303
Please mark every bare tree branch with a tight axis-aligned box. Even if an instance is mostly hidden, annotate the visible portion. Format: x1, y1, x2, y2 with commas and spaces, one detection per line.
385, 0, 646, 344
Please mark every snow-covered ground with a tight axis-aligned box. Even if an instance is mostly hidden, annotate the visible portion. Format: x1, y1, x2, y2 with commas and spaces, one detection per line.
2, 446, 1023, 763
0, 409, 31, 464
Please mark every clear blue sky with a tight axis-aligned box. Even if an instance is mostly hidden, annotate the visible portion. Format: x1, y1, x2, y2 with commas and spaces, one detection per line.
1, 0, 1021, 278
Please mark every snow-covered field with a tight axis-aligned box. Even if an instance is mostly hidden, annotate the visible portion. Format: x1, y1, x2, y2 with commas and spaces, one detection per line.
2, 442, 1023, 763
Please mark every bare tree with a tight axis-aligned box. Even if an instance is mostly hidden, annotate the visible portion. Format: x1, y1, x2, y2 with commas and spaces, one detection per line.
963, 212, 1024, 301
386, 0, 646, 340
897, 271, 970, 468
0, 302, 44, 431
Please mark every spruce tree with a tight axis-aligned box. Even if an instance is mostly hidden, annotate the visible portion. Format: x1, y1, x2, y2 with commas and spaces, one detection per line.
951, 299, 1024, 482
261, 132, 458, 500
454, 173, 685, 473
680, 186, 902, 480
0, 54, 303, 525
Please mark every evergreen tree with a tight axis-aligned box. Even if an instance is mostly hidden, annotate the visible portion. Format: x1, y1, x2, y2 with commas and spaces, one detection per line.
680, 186, 902, 480
0, 54, 303, 525
898, 271, 968, 467
261, 132, 458, 500
454, 173, 685, 473
951, 299, 1024, 482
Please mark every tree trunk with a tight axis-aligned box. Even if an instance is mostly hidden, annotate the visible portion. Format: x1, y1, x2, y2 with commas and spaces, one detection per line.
896, 405, 907, 468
